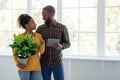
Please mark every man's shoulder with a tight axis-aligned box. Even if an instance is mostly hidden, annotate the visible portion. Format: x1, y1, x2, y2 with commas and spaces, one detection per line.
38, 24, 46, 29
56, 22, 66, 28
36, 24, 46, 33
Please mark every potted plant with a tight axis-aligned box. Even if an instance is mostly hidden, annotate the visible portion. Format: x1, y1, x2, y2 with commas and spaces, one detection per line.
9, 33, 39, 65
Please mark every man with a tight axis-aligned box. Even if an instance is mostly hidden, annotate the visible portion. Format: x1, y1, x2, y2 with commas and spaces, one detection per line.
36, 5, 71, 80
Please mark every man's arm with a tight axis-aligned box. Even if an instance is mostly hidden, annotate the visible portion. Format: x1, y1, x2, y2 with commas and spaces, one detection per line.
61, 25, 71, 50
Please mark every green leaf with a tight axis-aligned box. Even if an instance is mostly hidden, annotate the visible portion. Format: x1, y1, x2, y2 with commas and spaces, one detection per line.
9, 33, 39, 58
22, 46, 29, 50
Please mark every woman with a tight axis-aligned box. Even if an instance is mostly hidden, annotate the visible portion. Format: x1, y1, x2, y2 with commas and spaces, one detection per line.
13, 14, 45, 80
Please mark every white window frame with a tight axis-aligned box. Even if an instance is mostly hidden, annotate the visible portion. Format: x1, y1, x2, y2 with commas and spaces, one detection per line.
2, 0, 120, 61
97, 0, 105, 57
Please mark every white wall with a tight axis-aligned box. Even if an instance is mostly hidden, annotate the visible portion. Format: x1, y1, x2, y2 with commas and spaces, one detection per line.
1, 56, 120, 80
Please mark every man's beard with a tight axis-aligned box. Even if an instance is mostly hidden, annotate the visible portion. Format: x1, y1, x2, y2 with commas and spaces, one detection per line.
45, 18, 52, 27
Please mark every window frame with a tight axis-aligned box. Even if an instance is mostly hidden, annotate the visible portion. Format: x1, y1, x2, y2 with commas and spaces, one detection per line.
1, 0, 120, 60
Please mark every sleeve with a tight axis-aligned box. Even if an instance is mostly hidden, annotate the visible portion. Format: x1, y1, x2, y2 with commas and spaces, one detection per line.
38, 34, 45, 54
12, 50, 19, 65
61, 25, 71, 50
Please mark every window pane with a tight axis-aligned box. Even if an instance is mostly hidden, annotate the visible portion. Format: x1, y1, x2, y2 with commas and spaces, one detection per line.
106, 33, 120, 57
63, 32, 78, 55
80, 0, 97, 7
31, 10, 43, 28
31, 0, 43, 9
13, 0, 27, 9
0, 10, 12, 31
12, 10, 27, 32
106, 8, 120, 32
43, 0, 57, 8
106, 0, 120, 6
79, 33, 97, 56
0, 0, 12, 9
63, 0, 78, 8
62, 9, 78, 32
0, 32, 13, 55
79, 8, 97, 32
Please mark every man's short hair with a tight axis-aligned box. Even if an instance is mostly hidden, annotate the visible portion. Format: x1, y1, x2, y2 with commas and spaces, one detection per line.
43, 5, 55, 14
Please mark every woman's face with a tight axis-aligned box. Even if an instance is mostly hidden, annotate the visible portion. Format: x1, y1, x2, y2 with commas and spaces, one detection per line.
26, 19, 36, 30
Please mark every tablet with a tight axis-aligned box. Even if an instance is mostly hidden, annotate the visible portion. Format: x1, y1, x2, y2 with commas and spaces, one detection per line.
46, 38, 60, 47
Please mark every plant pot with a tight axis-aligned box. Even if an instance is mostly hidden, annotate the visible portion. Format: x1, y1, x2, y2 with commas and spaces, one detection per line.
17, 57, 28, 65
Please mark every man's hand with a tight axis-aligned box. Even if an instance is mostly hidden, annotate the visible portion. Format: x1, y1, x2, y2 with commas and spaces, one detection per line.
52, 43, 62, 50
40, 39, 45, 45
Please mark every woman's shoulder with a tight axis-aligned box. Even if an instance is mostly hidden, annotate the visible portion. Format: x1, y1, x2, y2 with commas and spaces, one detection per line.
19, 33, 25, 37
35, 33, 42, 38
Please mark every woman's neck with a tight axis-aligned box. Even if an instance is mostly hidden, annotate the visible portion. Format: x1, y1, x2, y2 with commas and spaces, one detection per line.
25, 30, 35, 36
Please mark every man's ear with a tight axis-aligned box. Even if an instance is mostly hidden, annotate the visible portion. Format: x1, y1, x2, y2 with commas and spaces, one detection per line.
50, 13, 55, 17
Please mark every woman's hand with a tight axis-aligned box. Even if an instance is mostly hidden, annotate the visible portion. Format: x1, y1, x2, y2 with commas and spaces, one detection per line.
17, 63, 26, 69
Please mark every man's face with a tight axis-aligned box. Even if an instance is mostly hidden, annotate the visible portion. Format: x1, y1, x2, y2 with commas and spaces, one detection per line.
42, 10, 51, 22
42, 10, 53, 26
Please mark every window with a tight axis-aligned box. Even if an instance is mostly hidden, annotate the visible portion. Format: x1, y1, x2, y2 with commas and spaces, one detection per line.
0, 0, 57, 55
105, 0, 120, 57
62, 0, 97, 56
0, 0, 120, 58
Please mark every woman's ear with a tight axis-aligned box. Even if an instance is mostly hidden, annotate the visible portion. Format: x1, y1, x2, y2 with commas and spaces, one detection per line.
25, 24, 29, 29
